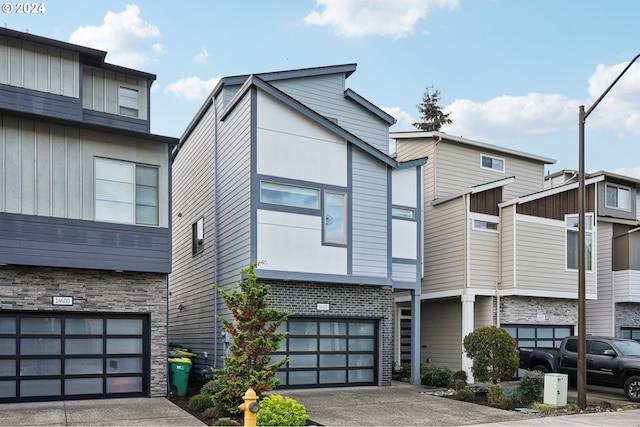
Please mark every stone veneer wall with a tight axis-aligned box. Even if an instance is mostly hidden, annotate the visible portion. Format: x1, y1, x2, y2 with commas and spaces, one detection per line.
615, 302, 640, 336
0, 265, 168, 397
266, 280, 393, 386
500, 296, 578, 326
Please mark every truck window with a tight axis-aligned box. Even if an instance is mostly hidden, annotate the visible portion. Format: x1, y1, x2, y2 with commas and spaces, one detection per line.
589, 341, 613, 355
564, 338, 577, 352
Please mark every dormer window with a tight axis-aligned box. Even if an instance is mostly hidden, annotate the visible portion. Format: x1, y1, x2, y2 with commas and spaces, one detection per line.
481, 155, 505, 173
119, 87, 139, 118
606, 183, 631, 211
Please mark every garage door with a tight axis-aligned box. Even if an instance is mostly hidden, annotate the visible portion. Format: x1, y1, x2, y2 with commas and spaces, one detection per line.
272, 317, 378, 388
0, 312, 150, 403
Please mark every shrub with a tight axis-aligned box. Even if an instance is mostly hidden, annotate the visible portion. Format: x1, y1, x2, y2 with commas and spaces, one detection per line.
487, 384, 503, 407
200, 380, 220, 396
451, 388, 474, 402
453, 370, 468, 382
454, 378, 467, 390
463, 326, 519, 383
420, 365, 453, 388
531, 402, 555, 415
188, 393, 214, 411
499, 395, 515, 410
392, 362, 411, 381
256, 394, 308, 427
515, 370, 544, 405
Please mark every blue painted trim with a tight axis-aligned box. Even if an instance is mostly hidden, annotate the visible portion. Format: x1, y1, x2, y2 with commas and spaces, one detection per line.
415, 165, 424, 284
392, 257, 418, 264
0, 83, 82, 121
344, 88, 395, 125
387, 167, 393, 278
83, 109, 149, 133
347, 145, 353, 275
250, 87, 259, 263
256, 269, 393, 287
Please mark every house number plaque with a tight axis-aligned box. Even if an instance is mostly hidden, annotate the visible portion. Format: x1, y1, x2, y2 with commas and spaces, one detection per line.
52, 296, 73, 306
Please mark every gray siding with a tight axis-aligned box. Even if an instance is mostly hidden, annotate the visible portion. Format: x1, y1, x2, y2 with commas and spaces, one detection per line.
83, 109, 149, 133
0, 84, 82, 121
272, 75, 390, 153
82, 66, 148, 121
169, 91, 253, 374
588, 221, 614, 335
0, 35, 79, 97
351, 147, 388, 277
392, 263, 417, 283
0, 212, 170, 273
421, 298, 462, 371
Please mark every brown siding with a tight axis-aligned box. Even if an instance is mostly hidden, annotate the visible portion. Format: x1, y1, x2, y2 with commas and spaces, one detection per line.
517, 184, 595, 220
470, 187, 501, 216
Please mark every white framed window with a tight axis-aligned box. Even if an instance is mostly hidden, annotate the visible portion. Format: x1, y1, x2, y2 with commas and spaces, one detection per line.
605, 183, 631, 211
480, 155, 505, 172
392, 206, 415, 220
473, 219, 498, 231
119, 86, 139, 118
95, 158, 159, 225
192, 217, 204, 255
324, 191, 347, 245
260, 181, 320, 210
566, 214, 593, 271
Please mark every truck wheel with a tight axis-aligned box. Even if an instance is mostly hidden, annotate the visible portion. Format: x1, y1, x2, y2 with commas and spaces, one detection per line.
531, 364, 550, 373
624, 376, 640, 402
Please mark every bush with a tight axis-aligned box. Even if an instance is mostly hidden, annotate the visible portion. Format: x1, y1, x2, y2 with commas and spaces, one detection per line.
487, 384, 503, 407
515, 370, 545, 405
463, 326, 519, 383
420, 365, 454, 388
451, 388, 474, 402
498, 395, 515, 410
188, 393, 214, 412
453, 370, 468, 382
256, 394, 308, 427
200, 380, 220, 396
454, 378, 467, 390
392, 362, 411, 381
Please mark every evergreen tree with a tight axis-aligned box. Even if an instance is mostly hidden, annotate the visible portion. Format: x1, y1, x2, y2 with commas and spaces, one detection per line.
413, 87, 452, 132
209, 262, 288, 415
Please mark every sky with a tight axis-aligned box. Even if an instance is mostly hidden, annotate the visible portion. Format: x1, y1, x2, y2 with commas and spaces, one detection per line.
4, 0, 640, 178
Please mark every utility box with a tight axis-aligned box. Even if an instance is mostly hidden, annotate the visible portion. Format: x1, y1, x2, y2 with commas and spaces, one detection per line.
543, 373, 568, 407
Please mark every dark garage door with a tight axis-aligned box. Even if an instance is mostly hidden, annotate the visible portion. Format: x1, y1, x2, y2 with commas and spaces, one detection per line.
272, 317, 378, 388
0, 312, 150, 403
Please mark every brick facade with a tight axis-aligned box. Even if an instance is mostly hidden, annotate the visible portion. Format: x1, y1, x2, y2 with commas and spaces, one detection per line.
615, 302, 640, 336
265, 280, 393, 386
0, 265, 168, 397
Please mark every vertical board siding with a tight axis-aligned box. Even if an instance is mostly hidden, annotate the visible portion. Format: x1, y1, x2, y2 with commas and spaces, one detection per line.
82, 66, 148, 120
0, 35, 79, 98
500, 206, 515, 288
272, 75, 390, 153
0, 115, 169, 224
351, 147, 387, 277
587, 222, 614, 335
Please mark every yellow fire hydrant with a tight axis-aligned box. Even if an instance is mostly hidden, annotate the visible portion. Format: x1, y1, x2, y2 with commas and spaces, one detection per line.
238, 387, 260, 426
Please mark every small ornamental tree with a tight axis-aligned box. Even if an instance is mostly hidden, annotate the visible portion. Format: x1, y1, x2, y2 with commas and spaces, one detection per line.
210, 262, 288, 415
463, 326, 519, 384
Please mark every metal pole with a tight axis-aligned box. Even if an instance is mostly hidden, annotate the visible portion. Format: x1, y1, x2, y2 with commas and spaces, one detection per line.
576, 52, 640, 409
577, 105, 586, 409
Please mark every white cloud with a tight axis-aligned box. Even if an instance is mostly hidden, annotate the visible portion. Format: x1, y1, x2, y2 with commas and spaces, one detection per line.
383, 106, 415, 132
441, 93, 579, 141
303, 0, 458, 38
611, 167, 640, 179
194, 48, 208, 63
69, 4, 162, 68
163, 76, 219, 101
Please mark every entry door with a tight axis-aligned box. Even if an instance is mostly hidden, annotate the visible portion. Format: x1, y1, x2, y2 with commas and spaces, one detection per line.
0, 312, 150, 403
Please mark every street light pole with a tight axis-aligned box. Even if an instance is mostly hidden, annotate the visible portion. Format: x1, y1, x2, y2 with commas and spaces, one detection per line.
577, 52, 640, 409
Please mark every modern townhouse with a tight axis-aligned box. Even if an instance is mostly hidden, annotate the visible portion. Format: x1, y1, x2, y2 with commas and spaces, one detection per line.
169, 64, 425, 388
0, 28, 178, 403
392, 131, 559, 378
544, 170, 640, 341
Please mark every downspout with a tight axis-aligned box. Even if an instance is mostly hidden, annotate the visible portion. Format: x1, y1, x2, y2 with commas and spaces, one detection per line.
433, 136, 442, 202
496, 203, 502, 327
213, 96, 220, 371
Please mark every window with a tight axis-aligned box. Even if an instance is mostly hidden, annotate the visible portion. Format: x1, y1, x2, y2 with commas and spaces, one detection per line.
473, 219, 498, 231
566, 214, 593, 271
481, 155, 505, 172
324, 191, 347, 245
192, 217, 204, 255
95, 158, 159, 225
606, 184, 631, 210
621, 328, 640, 342
119, 87, 139, 118
392, 206, 415, 220
260, 181, 319, 209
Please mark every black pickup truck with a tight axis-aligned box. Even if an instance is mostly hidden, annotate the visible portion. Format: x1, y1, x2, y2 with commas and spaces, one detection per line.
517, 336, 640, 401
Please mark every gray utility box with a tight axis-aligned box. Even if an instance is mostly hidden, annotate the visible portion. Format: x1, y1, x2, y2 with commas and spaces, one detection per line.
543, 373, 568, 407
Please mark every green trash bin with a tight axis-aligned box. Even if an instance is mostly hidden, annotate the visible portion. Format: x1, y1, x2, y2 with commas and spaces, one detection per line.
168, 357, 192, 396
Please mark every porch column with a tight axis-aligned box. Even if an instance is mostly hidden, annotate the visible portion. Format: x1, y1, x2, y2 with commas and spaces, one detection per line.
410, 288, 421, 385
461, 292, 475, 383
